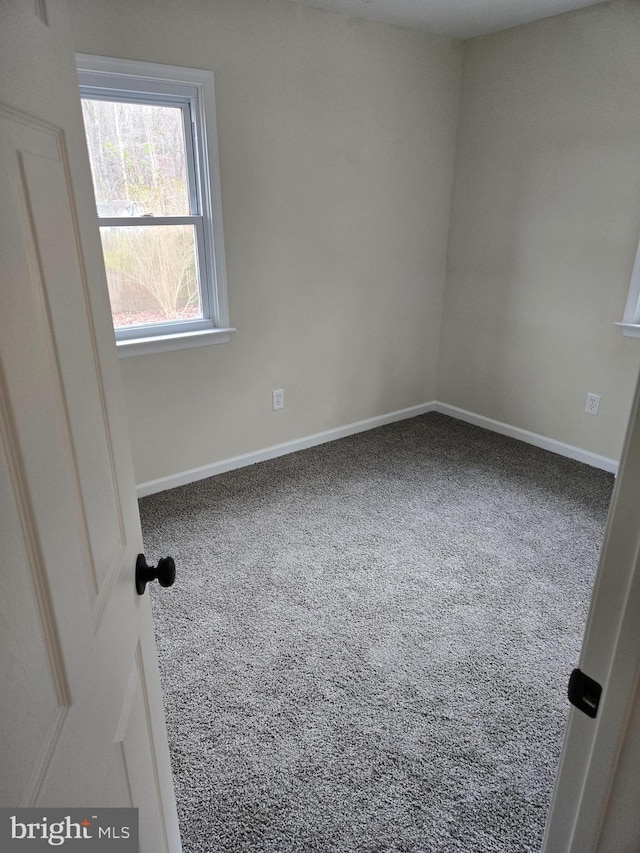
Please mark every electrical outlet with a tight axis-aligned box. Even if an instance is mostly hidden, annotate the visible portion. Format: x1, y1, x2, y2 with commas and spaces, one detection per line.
272, 389, 284, 411
585, 393, 601, 416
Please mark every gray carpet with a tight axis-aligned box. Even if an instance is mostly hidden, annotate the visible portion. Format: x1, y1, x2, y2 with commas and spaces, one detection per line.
140, 413, 614, 853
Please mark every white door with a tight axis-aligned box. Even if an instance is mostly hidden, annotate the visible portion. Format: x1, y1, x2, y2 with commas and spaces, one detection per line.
0, 2, 181, 850
543, 366, 640, 852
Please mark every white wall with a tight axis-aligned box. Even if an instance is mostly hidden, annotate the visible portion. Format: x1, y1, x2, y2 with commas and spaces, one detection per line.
438, 0, 640, 461
68, 0, 462, 485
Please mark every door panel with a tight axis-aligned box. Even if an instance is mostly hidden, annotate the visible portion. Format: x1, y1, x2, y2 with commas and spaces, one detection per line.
17, 119, 125, 600
117, 646, 171, 852
0, 2, 181, 849
0, 433, 68, 807
543, 372, 640, 851
1, 105, 124, 605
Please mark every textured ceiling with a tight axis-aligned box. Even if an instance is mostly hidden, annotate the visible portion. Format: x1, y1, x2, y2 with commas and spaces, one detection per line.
289, 0, 607, 38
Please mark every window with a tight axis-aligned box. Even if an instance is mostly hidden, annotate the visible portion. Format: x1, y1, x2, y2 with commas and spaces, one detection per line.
616, 234, 640, 338
76, 55, 232, 355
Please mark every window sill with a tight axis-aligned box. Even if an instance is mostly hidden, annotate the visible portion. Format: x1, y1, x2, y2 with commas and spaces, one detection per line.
116, 326, 235, 357
613, 322, 640, 339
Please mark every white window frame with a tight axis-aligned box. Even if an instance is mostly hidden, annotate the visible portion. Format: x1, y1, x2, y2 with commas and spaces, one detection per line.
76, 54, 233, 356
615, 233, 640, 338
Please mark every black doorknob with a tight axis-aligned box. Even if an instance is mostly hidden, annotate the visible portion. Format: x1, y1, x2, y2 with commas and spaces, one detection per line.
136, 553, 176, 595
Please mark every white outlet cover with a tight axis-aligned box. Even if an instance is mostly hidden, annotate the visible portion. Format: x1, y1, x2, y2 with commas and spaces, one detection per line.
585, 393, 601, 416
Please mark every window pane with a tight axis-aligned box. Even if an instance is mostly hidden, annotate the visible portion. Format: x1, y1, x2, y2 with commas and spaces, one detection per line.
100, 225, 202, 328
82, 99, 191, 216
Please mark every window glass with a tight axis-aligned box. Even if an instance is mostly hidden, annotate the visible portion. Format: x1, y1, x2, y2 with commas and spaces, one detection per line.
81, 98, 191, 217
99, 224, 202, 328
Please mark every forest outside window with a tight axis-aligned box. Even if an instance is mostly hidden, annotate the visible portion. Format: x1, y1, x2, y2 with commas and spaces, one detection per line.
76, 55, 232, 355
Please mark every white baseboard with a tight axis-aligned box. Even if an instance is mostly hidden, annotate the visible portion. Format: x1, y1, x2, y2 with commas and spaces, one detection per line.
136, 402, 437, 497
137, 399, 618, 496
433, 402, 618, 474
